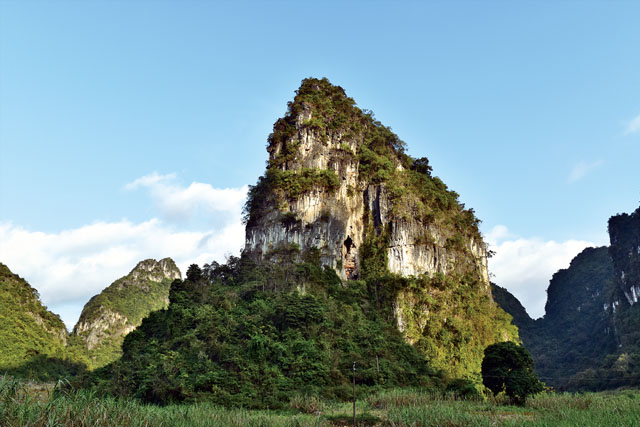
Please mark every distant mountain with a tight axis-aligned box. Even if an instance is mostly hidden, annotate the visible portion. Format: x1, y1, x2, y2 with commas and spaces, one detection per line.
494, 208, 640, 390
490, 283, 535, 330
509, 247, 616, 389
70, 258, 181, 369
0, 262, 74, 377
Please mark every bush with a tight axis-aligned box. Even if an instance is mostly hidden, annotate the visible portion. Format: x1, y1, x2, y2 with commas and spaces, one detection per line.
444, 378, 480, 400
481, 341, 544, 405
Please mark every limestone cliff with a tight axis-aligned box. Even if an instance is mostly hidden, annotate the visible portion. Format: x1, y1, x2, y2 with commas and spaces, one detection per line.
70, 258, 181, 368
607, 207, 640, 349
244, 78, 488, 284
608, 208, 640, 308
243, 77, 517, 378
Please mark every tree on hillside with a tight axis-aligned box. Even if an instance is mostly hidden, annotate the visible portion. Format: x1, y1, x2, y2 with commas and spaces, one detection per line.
186, 264, 202, 282
481, 341, 544, 405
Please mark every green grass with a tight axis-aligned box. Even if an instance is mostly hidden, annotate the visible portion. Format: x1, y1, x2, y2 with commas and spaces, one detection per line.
2, 376, 639, 426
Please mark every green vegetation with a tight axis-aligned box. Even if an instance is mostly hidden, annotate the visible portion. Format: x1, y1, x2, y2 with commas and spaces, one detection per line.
81, 253, 443, 407
556, 207, 640, 391
199, 77, 517, 398
244, 77, 483, 245
494, 211, 640, 393
493, 247, 620, 391
69, 259, 179, 369
75, 276, 172, 329
608, 207, 640, 349
0, 262, 82, 380
384, 273, 519, 380
267, 168, 340, 200
357, 219, 517, 379
355, 212, 516, 381
523, 247, 616, 389
243, 168, 340, 226
482, 342, 544, 405
491, 283, 536, 339
3, 376, 640, 426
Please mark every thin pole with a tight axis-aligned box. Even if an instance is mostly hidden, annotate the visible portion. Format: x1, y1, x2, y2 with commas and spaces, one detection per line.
352, 361, 356, 427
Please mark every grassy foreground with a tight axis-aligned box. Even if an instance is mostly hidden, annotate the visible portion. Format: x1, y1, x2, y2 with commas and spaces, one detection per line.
1, 376, 639, 426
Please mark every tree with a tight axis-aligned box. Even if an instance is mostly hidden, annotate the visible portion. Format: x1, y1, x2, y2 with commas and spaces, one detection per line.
481, 341, 544, 405
411, 157, 432, 176
186, 264, 202, 282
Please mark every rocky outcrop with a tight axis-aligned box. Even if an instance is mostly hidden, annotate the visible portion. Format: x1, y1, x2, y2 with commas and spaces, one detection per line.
607, 207, 640, 351
243, 78, 517, 378
73, 308, 136, 350
71, 258, 181, 368
244, 79, 489, 287
608, 208, 640, 307
129, 258, 182, 284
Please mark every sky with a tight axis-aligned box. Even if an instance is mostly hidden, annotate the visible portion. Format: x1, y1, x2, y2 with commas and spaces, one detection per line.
1, 0, 639, 329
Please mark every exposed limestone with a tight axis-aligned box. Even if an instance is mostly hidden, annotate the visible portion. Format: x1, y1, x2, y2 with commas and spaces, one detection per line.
245, 100, 489, 286
242, 78, 515, 378
71, 258, 181, 368
73, 308, 135, 350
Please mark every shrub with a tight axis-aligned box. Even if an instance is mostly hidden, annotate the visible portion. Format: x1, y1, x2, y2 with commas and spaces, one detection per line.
481, 342, 544, 405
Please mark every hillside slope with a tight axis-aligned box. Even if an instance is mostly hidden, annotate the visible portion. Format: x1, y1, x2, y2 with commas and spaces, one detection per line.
84, 78, 518, 406
70, 258, 181, 368
494, 214, 640, 391
243, 77, 517, 378
0, 262, 74, 377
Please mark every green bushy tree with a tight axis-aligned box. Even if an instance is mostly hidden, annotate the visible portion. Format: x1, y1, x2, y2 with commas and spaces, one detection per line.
481, 341, 543, 405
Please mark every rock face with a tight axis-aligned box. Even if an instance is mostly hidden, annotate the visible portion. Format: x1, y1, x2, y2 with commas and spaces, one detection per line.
71, 258, 181, 368
243, 77, 517, 378
244, 79, 489, 285
608, 208, 640, 307
0, 262, 68, 368
607, 208, 640, 348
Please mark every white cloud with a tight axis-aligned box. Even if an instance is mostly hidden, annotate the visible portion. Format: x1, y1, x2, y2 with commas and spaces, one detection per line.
484, 225, 515, 245
568, 160, 603, 183
0, 219, 245, 330
485, 225, 595, 319
624, 114, 640, 135
0, 174, 248, 330
125, 172, 248, 223
125, 171, 177, 189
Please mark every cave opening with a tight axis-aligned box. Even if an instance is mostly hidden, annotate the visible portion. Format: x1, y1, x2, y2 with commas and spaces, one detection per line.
344, 236, 353, 254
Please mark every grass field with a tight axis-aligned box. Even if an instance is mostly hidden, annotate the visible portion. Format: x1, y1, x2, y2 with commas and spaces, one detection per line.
1, 376, 639, 426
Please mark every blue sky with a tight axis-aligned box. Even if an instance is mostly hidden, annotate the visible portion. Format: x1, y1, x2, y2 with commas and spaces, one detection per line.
1, 0, 639, 328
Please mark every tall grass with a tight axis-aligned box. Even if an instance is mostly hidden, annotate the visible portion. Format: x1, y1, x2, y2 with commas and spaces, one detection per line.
0, 376, 326, 427
382, 389, 640, 426
2, 376, 639, 426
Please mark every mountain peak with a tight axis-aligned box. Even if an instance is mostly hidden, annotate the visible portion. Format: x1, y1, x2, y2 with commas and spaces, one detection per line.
130, 258, 181, 283
71, 257, 181, 368
244, 77, 486, 282
239, 78, 516, 378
